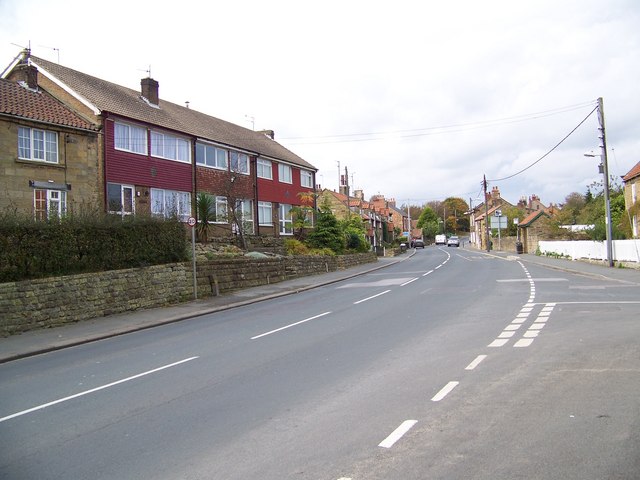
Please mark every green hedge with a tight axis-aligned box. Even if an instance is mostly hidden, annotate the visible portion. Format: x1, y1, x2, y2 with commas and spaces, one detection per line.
0, 214, 188, 282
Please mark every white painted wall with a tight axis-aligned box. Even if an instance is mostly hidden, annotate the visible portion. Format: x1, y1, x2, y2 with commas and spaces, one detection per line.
538, 240, 640, 263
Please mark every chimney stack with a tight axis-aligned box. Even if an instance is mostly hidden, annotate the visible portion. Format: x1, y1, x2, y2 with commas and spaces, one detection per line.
14, 62, 39, 90
257, 129, 275, 139
141, 77, 159, 105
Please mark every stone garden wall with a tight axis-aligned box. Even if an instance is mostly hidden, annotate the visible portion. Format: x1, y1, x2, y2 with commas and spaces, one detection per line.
0, 252, 377, 336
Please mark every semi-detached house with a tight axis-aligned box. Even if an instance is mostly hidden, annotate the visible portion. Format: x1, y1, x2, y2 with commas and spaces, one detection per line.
2, 51, 317, 237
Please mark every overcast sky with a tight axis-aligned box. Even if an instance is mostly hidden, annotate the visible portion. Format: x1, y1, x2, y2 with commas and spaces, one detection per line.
2, 0, 639, 208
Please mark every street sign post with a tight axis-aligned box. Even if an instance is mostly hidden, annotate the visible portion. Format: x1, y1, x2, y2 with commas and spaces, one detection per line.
188, 217, 197, 300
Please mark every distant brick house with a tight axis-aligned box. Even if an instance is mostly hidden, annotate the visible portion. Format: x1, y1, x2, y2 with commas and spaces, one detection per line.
471, 186, 516, 250
0, 74, 101, 219
2, 51, 317, 238
319, 188, 394, 246
622, 161, 640, 238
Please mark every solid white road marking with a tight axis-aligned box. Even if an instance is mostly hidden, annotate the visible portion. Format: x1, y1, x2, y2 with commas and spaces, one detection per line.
379, 420, 418, 448
431, 381, 459, 401
251, 312, 332, 339
353, 290, 391, 305
0, 357, 199, 423
465, 355, 487, 370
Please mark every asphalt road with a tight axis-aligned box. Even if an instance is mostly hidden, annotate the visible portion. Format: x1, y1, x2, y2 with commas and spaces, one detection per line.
1, 247, 639, 479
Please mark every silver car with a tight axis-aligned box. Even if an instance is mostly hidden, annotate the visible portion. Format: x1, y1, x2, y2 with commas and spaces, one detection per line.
447, 235, 460, 247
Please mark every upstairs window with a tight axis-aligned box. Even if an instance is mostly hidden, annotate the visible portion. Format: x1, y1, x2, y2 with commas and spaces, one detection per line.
230, 151, 249, 175
300, 170, 313, 188
257, 159, 273, 179
18, 127, 58, 163
151, 131, 190, 163
114, 122, 147, 154
196, 143, 228, 170
278, 164, 292, 184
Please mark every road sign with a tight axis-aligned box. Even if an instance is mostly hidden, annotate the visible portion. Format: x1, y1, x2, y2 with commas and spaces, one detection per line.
187, 217, 196, 227
490, 216, 508, 229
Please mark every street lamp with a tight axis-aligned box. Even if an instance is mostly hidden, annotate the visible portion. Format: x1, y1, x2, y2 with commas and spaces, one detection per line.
585, 146, 613, 267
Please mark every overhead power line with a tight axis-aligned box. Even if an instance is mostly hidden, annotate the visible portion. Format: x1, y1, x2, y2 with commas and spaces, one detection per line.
281, 101, 596, 145
487, 105, 598, 182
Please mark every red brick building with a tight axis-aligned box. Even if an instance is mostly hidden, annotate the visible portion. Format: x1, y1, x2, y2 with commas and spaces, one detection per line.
2, 50, 317, 237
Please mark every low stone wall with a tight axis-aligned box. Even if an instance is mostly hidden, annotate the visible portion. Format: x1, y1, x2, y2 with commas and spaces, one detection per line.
0, 264, 192, 336
0, 252, 377, 336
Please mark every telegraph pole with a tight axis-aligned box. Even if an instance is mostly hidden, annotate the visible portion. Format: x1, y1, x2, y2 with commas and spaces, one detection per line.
597, 97, 614, 267
483, 175, 490, 252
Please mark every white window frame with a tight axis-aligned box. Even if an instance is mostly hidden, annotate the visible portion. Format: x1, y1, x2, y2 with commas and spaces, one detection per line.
107, 183, 135, 215
279, 203, 293, 235
114, 121, 147, 155
278, 164, 292, 184
195, 143, 228, 170
257, 159, 273, 179
258, 201, 273, 226
151, 131, 190, 163
233, 199, 254, 234
34, 189, 66, 220
230, 151, 250, 175
18, 127, 58, 163
151, 188, 191, 222
300, 170, 313, 188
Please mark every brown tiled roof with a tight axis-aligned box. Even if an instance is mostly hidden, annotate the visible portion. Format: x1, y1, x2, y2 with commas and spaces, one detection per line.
622, 161, 640, 182
0, 77, 97, 131
518, 209, 548, 227
29, 55, 316, 170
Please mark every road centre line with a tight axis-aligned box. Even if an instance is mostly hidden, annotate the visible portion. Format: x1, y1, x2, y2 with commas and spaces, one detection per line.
353, 290, 391, 305
401, 278, 419, 286
423, 270, 434, 276
431, 381, 459, 402
251, 312, 332, 340
378, 420, 418, 448
465, 355, 487, 370
0, 357, 199, 423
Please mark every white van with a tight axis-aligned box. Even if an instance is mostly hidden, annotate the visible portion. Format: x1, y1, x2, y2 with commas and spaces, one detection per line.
435, 234, 447, 245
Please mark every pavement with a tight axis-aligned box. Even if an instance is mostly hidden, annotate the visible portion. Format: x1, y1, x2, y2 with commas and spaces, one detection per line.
1, 249, 638, 364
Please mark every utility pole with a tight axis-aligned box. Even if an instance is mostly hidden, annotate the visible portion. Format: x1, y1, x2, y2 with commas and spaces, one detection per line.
597, 97, 614, 267
483, 175, 490, 252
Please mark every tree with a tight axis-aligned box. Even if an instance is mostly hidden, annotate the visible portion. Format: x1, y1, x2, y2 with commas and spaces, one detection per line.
442, 197, 470, 233
415, 206, 438, 241
339, 215, 369, 252
195, 192, 214, 243
291, 192, 317, 241
306, 202, 345, 254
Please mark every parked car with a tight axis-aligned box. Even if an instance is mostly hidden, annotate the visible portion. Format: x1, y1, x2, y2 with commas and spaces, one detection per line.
413, 239, 425, 249
447, 235, 460, 247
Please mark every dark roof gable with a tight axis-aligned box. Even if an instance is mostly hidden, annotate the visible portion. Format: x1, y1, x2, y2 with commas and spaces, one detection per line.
27, 55, 316, 170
